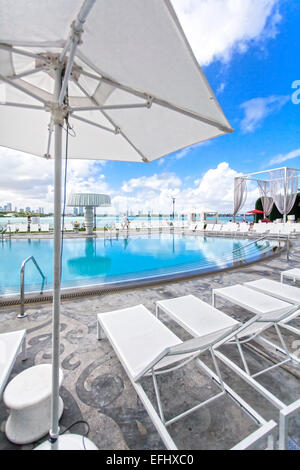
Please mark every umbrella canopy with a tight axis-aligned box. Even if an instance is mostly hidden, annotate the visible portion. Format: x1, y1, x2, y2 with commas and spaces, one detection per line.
0, 0, 233, 162
0, 0, 233, 450
247, 210, 264, 214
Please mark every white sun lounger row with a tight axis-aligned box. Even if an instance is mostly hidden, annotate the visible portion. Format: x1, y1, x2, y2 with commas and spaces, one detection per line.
97, 301, 278, 450
5, 223, 50, 233
97, 268, 300, 450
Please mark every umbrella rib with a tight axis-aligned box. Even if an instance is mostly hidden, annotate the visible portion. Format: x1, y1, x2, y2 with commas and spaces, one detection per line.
0, 43, 52, 64
0, 74, 47, 104
75, 52, 233, 133
70, 77, 149, 162
71, 113, 116, 134
71, 103, 149, 112
0, 102, 44, 110
6, 66, 48, 80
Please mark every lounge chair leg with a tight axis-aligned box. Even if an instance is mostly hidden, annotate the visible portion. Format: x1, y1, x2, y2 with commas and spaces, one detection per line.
235, 336, 251, 375
210, 348, 225, 392
274, 324, 292, 361
155, 305, 160, 319
22, 337, 27, 361
97, 321, 106, 340
152, 369, 165, 423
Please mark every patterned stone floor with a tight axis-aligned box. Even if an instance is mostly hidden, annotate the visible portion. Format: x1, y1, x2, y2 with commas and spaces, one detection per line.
1, 237, 300, 450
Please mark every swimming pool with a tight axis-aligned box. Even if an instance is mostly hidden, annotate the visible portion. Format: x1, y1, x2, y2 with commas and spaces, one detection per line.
0, 234, 277, 296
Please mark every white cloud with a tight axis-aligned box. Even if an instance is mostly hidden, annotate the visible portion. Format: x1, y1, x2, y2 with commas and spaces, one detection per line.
217, 83, 226, 94
0, 147, 258, 216
121, 173, 181, 193
111, 162, 259, 215
268, 148, 300, 166
0, 147, 109, 212
240, 95, 289, 133
172, 0, 281, 65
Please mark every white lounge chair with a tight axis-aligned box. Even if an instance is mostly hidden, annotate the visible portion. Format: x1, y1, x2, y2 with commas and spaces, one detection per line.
97, 303, 277, 450
203, 223, 213, 233
6, 224, 16, 233
211, 224, 222, 234
18, 224, 28, 233
281, 224, 296, 236
64, 223, 74, 232
239, 223, 251, 236
194, 222, 205, 232
222, 223, 235, 234
0, 330, 26, 398
156, 294, 300, 449
30, 224, 39, 232
268, 224, 282, 236
40, 223, 49, 232
253, 223, 269, 235
211, 283, 300, 370
243, 277, 300, 336
150, 221, 160, 232
281, 268, 300, 284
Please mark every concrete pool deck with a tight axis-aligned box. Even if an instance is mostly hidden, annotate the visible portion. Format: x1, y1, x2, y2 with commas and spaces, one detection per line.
0, 236, 299, 450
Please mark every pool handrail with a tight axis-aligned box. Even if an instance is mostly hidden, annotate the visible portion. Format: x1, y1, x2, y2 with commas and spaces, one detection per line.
19, 256, 46, 318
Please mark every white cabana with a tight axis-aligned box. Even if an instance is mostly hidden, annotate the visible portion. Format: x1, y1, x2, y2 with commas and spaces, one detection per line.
233, 167, 299, 222
0, 0, 233, 450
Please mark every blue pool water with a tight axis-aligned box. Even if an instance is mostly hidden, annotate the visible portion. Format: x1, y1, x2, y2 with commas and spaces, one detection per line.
0, 234, 275, 295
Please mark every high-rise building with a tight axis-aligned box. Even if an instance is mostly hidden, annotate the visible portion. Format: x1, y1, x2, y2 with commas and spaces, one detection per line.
25, 207, 31, 212
38, 207, 44, 214
73, 207, 78, 216
6, 202, 12, 212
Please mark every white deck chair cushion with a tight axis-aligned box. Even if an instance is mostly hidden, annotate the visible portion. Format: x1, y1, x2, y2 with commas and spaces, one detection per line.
98, 305, 186, 381
213, 284, 293, 317
245, 278, 300, 305
156, 295, 239, 339
0, 330, 26, 397
281, 268, 300, 281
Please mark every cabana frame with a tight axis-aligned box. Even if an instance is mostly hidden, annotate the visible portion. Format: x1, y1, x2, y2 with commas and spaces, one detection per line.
234, 167, 300, 223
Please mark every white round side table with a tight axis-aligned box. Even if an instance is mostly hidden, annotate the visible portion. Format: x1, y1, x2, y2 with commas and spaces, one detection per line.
3, 364, 63, 445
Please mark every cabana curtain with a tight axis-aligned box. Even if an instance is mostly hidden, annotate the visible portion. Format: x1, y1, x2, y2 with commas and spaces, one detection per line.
233, 177, 247, 220
257, 180, 274, 216
270, 168, 298, 217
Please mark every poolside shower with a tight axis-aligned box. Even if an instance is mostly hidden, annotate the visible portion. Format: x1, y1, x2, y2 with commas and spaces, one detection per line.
67, 193, 111, 235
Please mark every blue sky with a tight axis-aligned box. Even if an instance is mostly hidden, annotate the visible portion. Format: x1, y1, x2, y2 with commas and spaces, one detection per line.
1, 0, 299, 214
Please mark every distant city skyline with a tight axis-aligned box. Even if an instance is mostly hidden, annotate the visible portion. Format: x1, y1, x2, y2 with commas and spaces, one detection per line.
0, 201, 46, 214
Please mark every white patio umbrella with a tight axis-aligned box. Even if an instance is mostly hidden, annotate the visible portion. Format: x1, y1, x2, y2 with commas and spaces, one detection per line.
0, 0, 233, 450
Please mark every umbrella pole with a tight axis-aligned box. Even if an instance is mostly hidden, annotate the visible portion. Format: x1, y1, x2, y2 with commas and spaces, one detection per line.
34, 64, 98, 451
50, 66, 63, 450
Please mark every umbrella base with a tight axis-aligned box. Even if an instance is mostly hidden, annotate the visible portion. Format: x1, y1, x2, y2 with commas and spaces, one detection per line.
34, 433, 98, 450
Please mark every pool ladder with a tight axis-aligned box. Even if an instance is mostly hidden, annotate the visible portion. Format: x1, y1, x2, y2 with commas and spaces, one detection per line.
19, 256, 47, 319
232, 235, 288, 259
